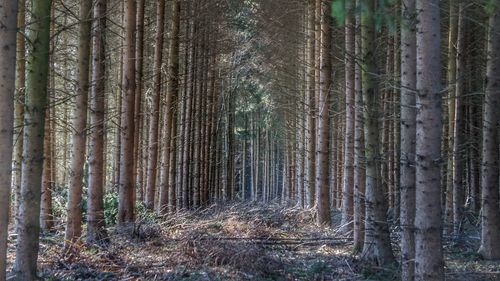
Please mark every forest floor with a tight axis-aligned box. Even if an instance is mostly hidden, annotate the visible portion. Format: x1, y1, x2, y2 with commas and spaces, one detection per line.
6, 203, 500, 280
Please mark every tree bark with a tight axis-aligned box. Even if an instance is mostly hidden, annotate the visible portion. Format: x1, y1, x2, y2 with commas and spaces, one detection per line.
0, 0, 18, 278
14, 0, 52, 278
477, 2, 500, 260
118, 0, 137, 224
87, 0, 109, 245
315, 0, 332, 226
146, 0, 165, 210
400, 0, 417, 279
360, 0, 395, 266
341, 0, 355, 232
65, 0, 93, 249
415, 0, 444, 279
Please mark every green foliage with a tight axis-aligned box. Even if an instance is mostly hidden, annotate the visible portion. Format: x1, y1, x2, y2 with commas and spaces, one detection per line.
104, 192, 119, 225
332, 0, 346, 26
136, 201, 160, 224
331, 0, 400, 34
485, 0, 497, 15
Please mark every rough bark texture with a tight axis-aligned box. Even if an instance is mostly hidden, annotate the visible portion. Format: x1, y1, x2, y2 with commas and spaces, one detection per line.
415, 0, 444, 280
14, 0, 52, 279
445, 0, 458, 232
87, 0, 108, 245
315, 0, 332, 226
13, 0, 25, 227
478, 3, 500, 260
341, 0, 355, 233
306, 0, 316, 208
360, 0, 395, 266
452, 2, 466, 236
40, 110, 54, 231
353, 2, 365, 252
118, 0, 137, 224
65, 0, 92, 249
400, 0, 416, 279
146, 0, 165, 210
0, 0, 18, 278
159, 0, 181, 214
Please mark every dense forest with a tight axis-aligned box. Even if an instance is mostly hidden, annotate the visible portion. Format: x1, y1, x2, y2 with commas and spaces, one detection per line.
0, 0, 499, 280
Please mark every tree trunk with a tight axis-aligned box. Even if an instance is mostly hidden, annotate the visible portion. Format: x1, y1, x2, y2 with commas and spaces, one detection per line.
353, 2, 365, 252
452, 2, 466, 236
400, 0, 416, 279
414, 0, 444, 279
477, 2, 500, 260
14, 0, 52, 278
360, 0, 395, 266
87, 0, 109, 245
445, 0, 458, 232
65, 0, 92, 249
133, 0, 145, 205
306, 0, 316, 208
146, 0, 165, 210
0, 0, 18, 278
13, 0, 25, 227
118, 0, 137, 224
315, 0, 332, 226
341, 0, 355, 232
40, 109, 54, 231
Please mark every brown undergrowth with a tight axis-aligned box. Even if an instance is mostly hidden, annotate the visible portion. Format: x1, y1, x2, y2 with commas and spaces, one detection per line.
6, 203, 500, 280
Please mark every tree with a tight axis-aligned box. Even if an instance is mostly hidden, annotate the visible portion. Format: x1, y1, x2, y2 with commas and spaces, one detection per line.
341, 0, 355, 233
414, 0, 444, 279
478, 1, 500, 260
353, 0, 365, 252
13, 0, 26, 226
360, 0, 395, 266
40, 108, 54, 231
87, 0, 109, 245
118, 0, 137, 224
159, 0, 181, 214
315, 0, 332, 226
145, 0, 165, 210
14, 0, 52, 278
451, 2, 466, 236
400, 0, 417, 279
65, 0, 93, 249
0, 0, 18, 278
306, 0, 316, 208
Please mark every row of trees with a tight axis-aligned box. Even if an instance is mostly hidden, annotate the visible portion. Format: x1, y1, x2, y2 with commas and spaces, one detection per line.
250, 0, 500, 280
0, 0, 499, 280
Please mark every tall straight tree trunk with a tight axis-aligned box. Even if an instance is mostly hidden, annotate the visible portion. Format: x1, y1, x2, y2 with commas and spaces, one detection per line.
306, 0, 316, 208
341, 0, 355, 232
445, 0, 458, 231
0, 0, 18, 278
452, 2, 466, 236
400, 0, 417, 279
13, 0, 25, 225
14, 0, 52, 278
415, 0, 444, 279
159, 0, 181, 214
477, 2, 500, 260
40, 110, 53, 231
353, 2, 365, 252
360, 0, 395, 266
146, 0, 165, 210
315, 0, 332, 226
87, 0, 108, 245
65, 0, 92, 249
133, 0, 145, 204
118, 0, 137, 224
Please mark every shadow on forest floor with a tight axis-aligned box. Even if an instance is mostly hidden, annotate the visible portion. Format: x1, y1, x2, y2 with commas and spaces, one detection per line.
6, 203, 500, 280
